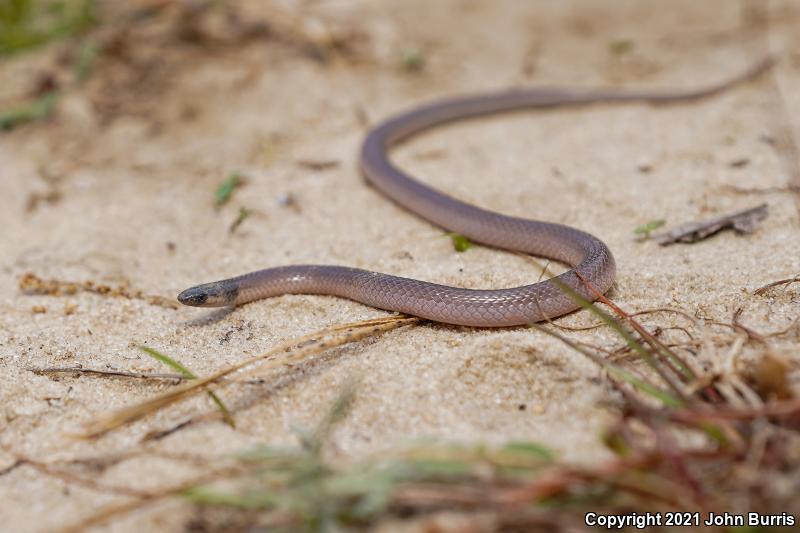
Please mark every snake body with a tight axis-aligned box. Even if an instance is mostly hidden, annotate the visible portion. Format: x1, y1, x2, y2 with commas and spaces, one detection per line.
178, 61, 768, 326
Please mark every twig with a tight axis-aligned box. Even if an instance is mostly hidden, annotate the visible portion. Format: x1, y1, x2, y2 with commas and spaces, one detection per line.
753, 275, 800, 295
655, 204, 768, 245
28, 366, 269, 385
9, 455, 150, 498
555, 307, 700, 332
30, 366, 187, 381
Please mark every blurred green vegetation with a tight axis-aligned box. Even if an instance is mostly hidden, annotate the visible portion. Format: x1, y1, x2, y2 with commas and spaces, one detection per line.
0, 89, 55, 129
0, 0, 96, 55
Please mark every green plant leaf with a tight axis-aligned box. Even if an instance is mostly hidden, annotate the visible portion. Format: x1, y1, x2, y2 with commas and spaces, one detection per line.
445, 232, 473, 252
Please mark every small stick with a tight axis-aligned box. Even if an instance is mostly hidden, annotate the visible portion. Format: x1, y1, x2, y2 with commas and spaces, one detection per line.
30, 366, 187, 381
753, 275, 800, 295
655, 204, 768, 245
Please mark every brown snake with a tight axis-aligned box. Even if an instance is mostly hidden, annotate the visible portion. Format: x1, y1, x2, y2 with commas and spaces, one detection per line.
179, 59, 769, 326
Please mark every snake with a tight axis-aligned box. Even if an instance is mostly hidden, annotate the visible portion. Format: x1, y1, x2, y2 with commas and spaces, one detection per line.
178, 59, 769, 327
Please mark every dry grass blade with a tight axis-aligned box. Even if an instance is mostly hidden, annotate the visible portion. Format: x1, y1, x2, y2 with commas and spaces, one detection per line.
554, 307, 699, 332
753, 275, 800, 295
531, 323, 681, 407
29, 366, 188, 381
9, 455, 149, 499
59, 468, 245, 533
78, 316, 419, 438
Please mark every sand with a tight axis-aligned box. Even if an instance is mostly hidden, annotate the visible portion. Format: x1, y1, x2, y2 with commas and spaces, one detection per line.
1, 0, 799, 531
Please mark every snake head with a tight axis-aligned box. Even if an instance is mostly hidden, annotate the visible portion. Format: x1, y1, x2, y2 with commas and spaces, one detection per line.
178, 281, 238, 307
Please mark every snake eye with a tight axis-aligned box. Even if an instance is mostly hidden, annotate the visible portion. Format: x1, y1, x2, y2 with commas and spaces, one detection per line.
178, 287, 208, 306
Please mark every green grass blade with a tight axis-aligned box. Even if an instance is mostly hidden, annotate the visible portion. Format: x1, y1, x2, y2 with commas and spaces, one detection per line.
502, 441, 555, 461
633, 219, 665, 239
0, 91, 57, 131
139, 345, 196, 378
215, 171, 245, 207
139, 345, 236, 428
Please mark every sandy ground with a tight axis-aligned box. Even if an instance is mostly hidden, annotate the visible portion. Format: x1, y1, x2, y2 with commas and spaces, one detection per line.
1, 0, 800, 531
